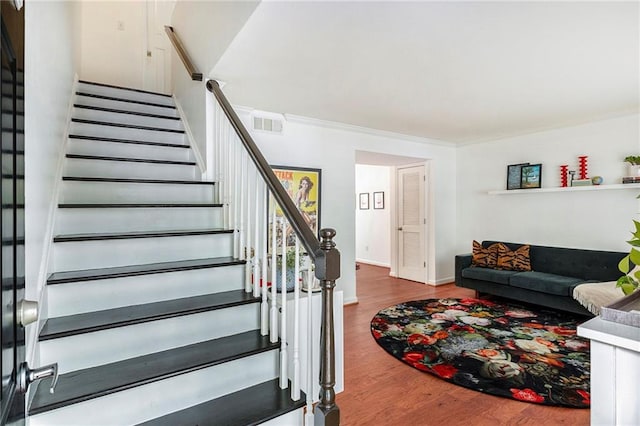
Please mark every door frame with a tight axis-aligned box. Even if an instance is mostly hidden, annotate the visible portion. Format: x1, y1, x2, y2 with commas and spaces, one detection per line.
390, 161, 433, 284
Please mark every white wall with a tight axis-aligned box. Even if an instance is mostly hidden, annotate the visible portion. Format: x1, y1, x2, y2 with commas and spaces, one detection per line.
79, 1, 146, 88
25, 0, 80, 361
171, 1, 259, 165
233, 109, 458, 303
355, 165, 391, 267
456, 114, 640, 254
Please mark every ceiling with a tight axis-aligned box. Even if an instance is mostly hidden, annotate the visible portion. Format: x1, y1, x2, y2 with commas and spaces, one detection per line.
211, 1, 639, 145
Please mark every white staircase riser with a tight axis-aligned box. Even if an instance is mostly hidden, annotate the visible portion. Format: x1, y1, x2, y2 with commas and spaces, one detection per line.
73, 107, 184, 131
75, 95, 178, 118
52, 234, 234, 270
70, 121, 186, 145
67, 138, 191, 162
60, 181, 215, 204
40, 304, 261, 373
77, 83, 174, 107
64, 157, 197, 180
54, 207, 222, 234
47, 265, 245, 317
262, 409, 304, 426
30, 350, 278, 426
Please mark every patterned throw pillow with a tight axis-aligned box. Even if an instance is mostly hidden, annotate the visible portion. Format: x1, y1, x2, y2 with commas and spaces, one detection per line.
471, 240, 499, 268
496, 243, 531, 271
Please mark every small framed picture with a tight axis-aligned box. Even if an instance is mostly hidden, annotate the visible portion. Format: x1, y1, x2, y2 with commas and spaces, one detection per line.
359, 193, 370, 210
507, 163, 528, 190
520, 164, 542, 189
373, 191, 385, 209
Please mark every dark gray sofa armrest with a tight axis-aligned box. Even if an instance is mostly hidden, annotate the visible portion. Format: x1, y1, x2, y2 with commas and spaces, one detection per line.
455, 254, 472, 286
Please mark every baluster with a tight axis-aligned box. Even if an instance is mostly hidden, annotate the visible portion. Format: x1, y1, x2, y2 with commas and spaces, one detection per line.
242, 155, 250, 292
305, 267, 314, 426
261, 183, 269, 335
270, 205, 278, 343
280, 220, 288, 389
225, 126, 233, 237
221, 115, 229, 230
292, 237, 301, 400
233, 141, 241, 259
253, 170, 261, 298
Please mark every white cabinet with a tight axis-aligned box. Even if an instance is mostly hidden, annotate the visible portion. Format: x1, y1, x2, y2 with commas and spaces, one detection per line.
578, 317, 640, 425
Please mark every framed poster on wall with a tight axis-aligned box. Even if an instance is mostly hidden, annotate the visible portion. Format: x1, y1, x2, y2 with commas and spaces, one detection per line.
269, 165, 322, 248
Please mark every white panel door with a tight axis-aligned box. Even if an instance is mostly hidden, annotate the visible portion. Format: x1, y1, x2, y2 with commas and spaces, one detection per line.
397, 165, 425, 283
143, 0, 175, 94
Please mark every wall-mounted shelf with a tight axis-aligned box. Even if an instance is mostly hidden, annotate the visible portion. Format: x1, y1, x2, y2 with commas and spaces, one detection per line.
488, 183, 640, 195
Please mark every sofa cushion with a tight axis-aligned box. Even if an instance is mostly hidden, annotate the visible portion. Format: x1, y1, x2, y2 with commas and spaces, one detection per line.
461, 267, 518, 285
472, 240, 499, 268
510, 271, 585, 296
496, 243, 531, 272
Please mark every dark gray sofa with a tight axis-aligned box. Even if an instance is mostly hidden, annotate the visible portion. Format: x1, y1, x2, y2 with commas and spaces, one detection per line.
455, 241, 627, 316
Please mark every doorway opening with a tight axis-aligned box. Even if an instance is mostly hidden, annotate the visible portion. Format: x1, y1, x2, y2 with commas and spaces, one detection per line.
355, 151, 433, 285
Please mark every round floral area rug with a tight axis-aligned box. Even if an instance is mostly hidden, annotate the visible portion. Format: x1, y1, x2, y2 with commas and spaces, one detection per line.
370, 298, 590, 407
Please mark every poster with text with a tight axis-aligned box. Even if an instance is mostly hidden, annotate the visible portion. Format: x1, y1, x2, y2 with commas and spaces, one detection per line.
270, 166, 321, 249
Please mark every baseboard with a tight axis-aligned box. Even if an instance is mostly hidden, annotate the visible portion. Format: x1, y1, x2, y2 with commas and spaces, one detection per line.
173, 93, 206, 176
355, 259, 390, 268
343, 296, 359, 305
428, 276, 455, 286
28, 74, 80, 366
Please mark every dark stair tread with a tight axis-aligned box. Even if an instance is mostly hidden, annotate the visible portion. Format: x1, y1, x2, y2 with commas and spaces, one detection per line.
65, 153, 196, 166
138, 379, 305, 426
78, 80, 173, 98
74, 104, 180, 120
76, 92, 176, 109
39, 290, 259, 341
47, 256, 244, 284
58, 203, 222, 208
62, 176, 215, 185
71, 118, 184, 134
68, 134, 188, 149
53, 228, 233, 242
29, 330, 278, 416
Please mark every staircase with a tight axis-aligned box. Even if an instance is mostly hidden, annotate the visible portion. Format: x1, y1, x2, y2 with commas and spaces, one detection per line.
28, 81, 305, 425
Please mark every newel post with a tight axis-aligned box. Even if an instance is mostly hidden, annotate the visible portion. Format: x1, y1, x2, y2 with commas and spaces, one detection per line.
314, 228, 340, 426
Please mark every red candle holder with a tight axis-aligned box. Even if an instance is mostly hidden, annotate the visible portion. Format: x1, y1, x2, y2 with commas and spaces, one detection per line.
578, 156, 588, 180
560, 165, 569, 187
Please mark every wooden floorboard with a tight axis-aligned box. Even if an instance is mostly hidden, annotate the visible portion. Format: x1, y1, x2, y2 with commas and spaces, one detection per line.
336, 263, 590, 426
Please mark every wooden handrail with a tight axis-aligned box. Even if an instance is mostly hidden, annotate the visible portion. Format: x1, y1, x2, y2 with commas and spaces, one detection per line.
206, 79, 322, 259
164, 26, 202, 81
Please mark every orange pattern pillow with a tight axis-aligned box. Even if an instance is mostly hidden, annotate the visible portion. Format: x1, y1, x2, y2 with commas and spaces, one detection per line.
471, 240, 499, 268
496, 243, 531, 271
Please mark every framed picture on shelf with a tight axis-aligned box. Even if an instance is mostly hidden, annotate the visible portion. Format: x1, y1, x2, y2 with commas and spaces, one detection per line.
269, 165, 321, 248
520, 164, 542, 189
373, 191, 385, 209
359, 193, 370, 210
507, 163, 528, 190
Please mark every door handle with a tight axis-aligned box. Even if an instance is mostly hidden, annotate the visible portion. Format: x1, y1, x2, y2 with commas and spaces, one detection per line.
17, 299, 38, 327
17, 362, 59, 394
397, 227, 403, 231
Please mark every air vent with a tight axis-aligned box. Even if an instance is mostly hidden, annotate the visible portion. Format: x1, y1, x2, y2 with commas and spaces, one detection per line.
252, 116, 284, 134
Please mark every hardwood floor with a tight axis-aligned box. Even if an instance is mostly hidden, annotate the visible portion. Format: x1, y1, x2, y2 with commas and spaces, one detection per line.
335, 264, 589, 426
